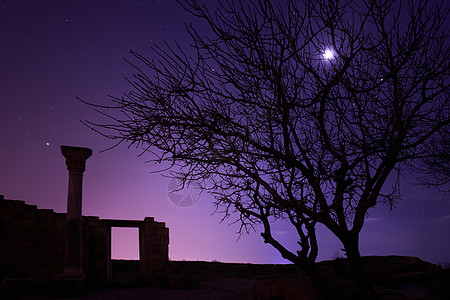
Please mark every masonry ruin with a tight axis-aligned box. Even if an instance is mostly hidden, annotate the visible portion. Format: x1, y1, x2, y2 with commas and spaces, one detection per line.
0, 146, 169, 289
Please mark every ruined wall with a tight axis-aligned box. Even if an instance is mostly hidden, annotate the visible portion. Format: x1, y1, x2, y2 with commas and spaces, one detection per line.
0, 197, 66, 284
139, 217, 170, 282
82, 216, 108, 284
0, 195, 169, 285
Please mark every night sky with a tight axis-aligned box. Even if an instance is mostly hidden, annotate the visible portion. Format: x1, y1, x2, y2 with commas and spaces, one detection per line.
1, 0, 449, 265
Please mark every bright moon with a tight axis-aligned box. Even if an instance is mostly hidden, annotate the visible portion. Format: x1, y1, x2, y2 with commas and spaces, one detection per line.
323, 49, 334, 60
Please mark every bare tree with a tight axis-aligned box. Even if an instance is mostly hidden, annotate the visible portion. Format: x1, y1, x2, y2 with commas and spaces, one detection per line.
84, 0, 449, 298
413, 126, 450, 192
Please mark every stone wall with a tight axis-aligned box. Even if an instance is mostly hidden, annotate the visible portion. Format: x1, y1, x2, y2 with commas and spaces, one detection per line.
0, 197, 66, 284
0, 195, 169, 285
82, 216, 108, 284
139, 217, 170, 283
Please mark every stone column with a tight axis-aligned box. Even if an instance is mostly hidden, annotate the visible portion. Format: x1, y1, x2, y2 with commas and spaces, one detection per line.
60, 145, 92, 279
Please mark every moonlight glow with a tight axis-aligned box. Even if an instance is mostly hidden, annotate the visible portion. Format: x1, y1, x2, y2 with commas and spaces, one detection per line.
323, 49, 334, 60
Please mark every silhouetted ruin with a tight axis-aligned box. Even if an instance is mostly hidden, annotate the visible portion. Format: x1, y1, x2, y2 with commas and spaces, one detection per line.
0, 146, 169, 294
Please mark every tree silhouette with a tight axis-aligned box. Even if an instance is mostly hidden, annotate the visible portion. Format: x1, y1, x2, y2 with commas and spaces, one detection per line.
84, 0, 449, 298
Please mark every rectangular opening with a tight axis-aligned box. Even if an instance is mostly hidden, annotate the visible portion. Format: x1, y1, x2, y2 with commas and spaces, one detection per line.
111, 227, 140, 260
111, 227, 140, 282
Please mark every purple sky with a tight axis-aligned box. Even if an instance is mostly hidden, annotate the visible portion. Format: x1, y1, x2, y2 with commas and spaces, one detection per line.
1, 0, 449, 265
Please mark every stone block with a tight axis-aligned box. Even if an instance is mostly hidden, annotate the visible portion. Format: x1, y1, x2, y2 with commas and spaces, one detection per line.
34, 251, 54, 261
55, 229, 65, 241
90, 247, 107, 259
32, 218, 47, 228
8, 200, 25, 207
11, 231, 32, 241
161, 236, 169, 245
147, 236, 162, 244
34, 257, 53, 268
33, 239, 51, 248
27, 268, 50, 284
0, 257, 15, 268
2, 266, 26, 278
150, 245, 162, 255
155, 222, 166, 230
54, 246, 64, 256
91, 227, 107, 237
41, 208, 54, 214
24, 212, 37, 220
49, 261, 64, 272
55, 216, 66, 225
13, 240, 33, 248
84, 216, 100, 225
23, 203, 38, 211
15, 258, 32, 269
0, 278, 38, 297
89, 259, 106, 268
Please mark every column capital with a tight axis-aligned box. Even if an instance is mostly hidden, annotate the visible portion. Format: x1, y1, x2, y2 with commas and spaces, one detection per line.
61, 145, 92, 174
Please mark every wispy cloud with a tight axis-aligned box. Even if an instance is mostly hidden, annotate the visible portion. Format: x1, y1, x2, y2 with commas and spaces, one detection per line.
429, 214, 450, 223
366, 217, 383, 222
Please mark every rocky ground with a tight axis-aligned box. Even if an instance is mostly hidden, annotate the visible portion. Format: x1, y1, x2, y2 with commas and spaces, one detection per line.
3, 256, 449, 299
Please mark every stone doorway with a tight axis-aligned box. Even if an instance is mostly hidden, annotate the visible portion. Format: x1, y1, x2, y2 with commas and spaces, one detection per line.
103, 218, 169, 284
111, 227, 140, 282
111, 227, 140, 260
104, 220, 144, 282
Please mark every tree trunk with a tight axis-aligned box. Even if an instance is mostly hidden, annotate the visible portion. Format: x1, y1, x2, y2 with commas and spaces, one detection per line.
298, 261, 336, 300
342, 236, 378, 299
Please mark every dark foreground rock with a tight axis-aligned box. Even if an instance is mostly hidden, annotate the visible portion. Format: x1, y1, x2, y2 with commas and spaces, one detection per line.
12, 256, 450, 300
252, 256, 448, 300
253, 274, 318, 300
